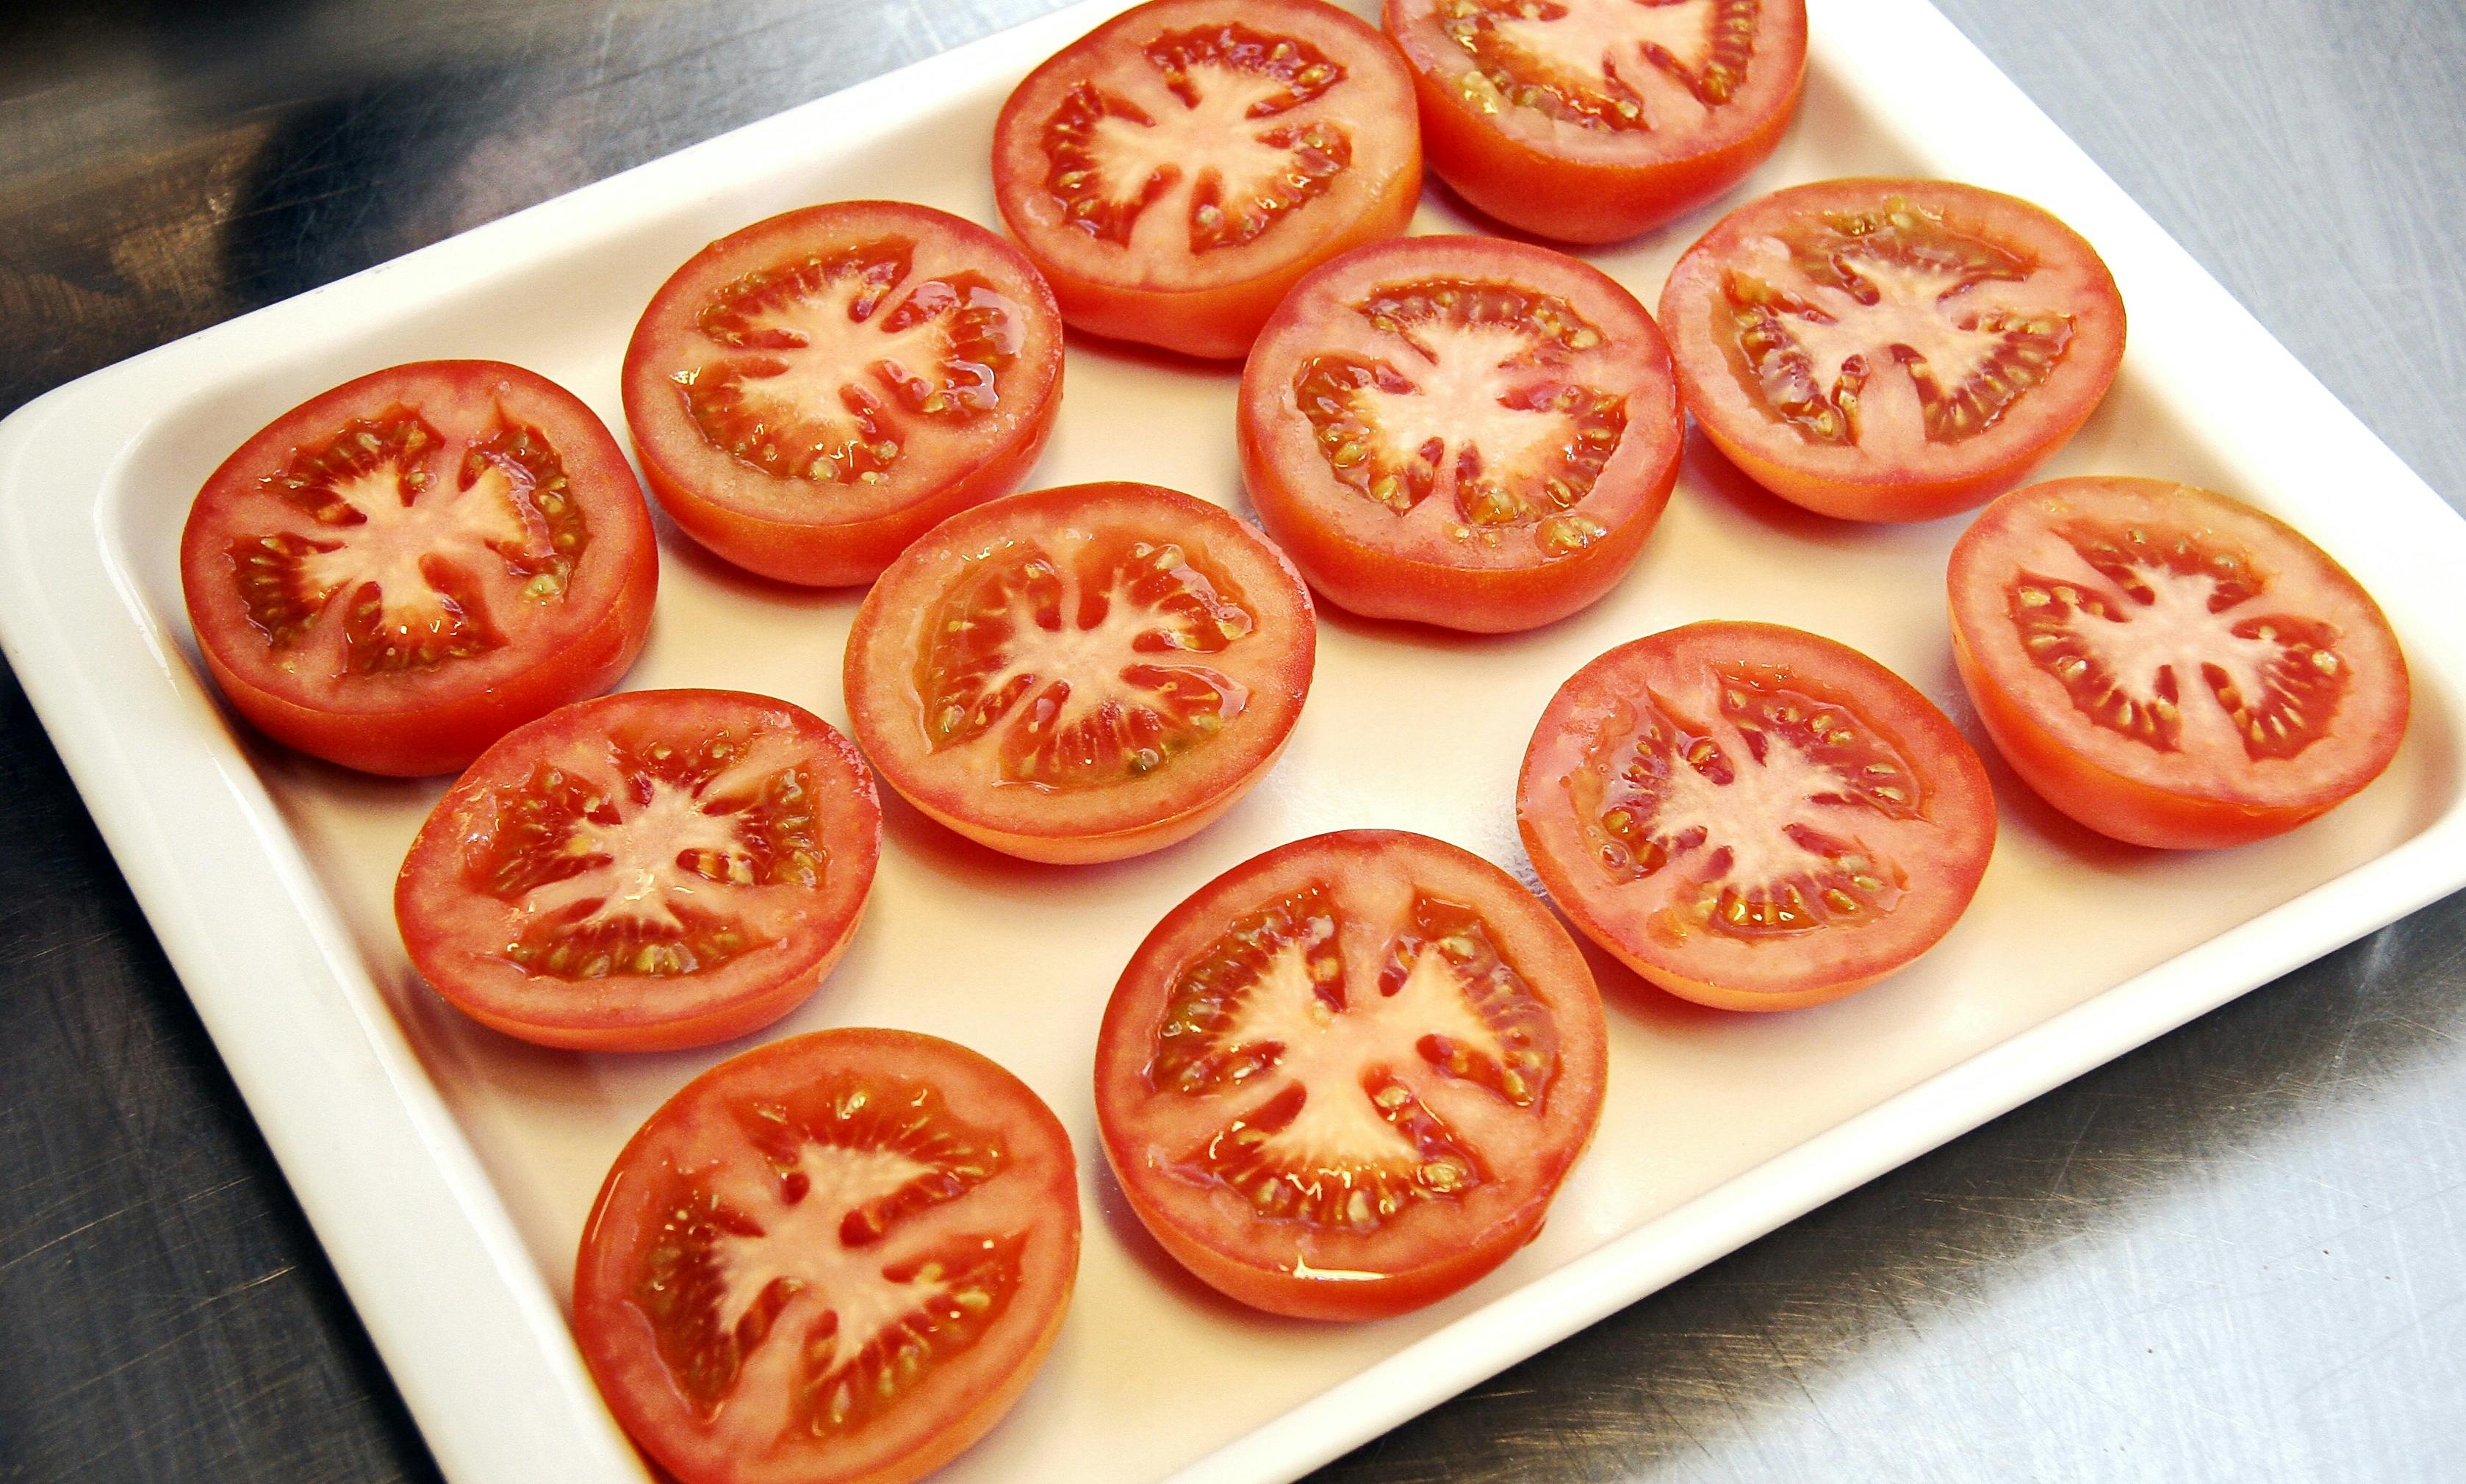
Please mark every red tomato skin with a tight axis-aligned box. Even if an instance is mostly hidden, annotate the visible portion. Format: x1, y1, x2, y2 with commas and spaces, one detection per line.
1383, 0, 1808, 245
573, 1029, 1079, 1484
179, 361, 658, 777
1944, 480, 2410, 850
1518, 622, 1996, 1011
395, 690, 880, 1052
990, 0, 1424, 361
622, 202, 1065, 588
1095, 829, 1606, 1319
1658, 179, 2127, 523
844, 482, 1317, 865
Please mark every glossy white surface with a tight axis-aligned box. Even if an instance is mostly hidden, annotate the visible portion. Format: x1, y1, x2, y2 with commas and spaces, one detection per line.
1, 2, 2462, 1483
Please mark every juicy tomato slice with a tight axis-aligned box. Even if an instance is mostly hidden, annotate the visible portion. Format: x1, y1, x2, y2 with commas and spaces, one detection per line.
1659, 179, 2127, 522
1096, 829, 1606, 1320
395, 690, 880, 1051
1948, 477, 2409, 849
575, 1029, 1079, 1484
178, 360, 658, 777
1383, 0, 1808, 244
843, 482, 1315, 864
991, 0, 1423, 360
1519, 622, 1996, 1009
1238, 233, 1685, 632
622, 201, 1065, 586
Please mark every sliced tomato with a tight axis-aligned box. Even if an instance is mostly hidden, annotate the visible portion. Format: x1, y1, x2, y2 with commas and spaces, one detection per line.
991, 0, 1423, 360
1095, 829, 1605, 1319
178, 360, 658, 777
395, 690, 880, 1051
1947, 477, 2409, 849
622, 201, 1064, 586
1519, 622, 1996, 1009
1659, 179, 2126, 522
843, 482, 1315, 864
575, 1029, 1079, 1484
1238, 234, 1684, 632
1384, 0, 1807, 244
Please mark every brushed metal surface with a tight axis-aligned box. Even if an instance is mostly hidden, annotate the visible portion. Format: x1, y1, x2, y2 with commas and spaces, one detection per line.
1, 1, 2459, 1480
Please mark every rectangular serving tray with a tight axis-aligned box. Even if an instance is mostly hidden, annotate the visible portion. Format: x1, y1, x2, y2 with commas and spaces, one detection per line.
4, 2, 2462, 1481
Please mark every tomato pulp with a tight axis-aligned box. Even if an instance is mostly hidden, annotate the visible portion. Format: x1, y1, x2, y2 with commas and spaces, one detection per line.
1660, 179, 2126, 522
1948, 477, 2409, 849
575, 1029, 1079, 1484
623, 201, 1064, 586
1096, 830, 1606, 1319
395, 690, 880, 1051
991, 0, 1423, 359
1520, 622, 1996, 1009
1239, 234, 1685, 632
1384, 0, 1808, 243
844, 482, 1316, 864
179, 360, 658, 776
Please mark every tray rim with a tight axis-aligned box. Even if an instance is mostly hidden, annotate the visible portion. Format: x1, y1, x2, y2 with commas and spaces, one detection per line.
4, 1, 2464, 1482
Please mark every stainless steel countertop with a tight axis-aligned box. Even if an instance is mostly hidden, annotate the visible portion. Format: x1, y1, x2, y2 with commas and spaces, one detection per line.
1, 1, 2459, 1480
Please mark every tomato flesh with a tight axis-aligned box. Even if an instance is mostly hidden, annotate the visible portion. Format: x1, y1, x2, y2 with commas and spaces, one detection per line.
1384, 0, 1808, 243
1948, 478, 2409, 849
395, 690, 879, 1051
576, 1029, 1079, 1484
623, 201, 1063, 586
1240, 234, 1683, 632
1660, 179, 2125, 522
1096, 830, 1605, 1319
993, 0, 1423, 359
180, 361, 657, 776
1040, 23, 1356, 251
1520, 622, 1996, 1009
845, 482, 1315, 863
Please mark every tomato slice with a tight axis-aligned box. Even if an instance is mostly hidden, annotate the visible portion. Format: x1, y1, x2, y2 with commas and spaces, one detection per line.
1948, 477, 2409, 849
622, 201, 1064, 586
1095, 830, 1605, 1319
843, 482, 1315, 864
1519, 622, 1996, 1010
1238, 233, 1684, 632
178, 360, 658, 777
991, 0, 1423, 360
1659, 179, 2126, 522
395, 690, 880, 1051
1383, 0, 1808, 243
575, 1029, 1079, 1484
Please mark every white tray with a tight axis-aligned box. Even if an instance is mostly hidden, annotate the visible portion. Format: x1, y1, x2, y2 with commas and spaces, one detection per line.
4, 2, 2462, 1481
